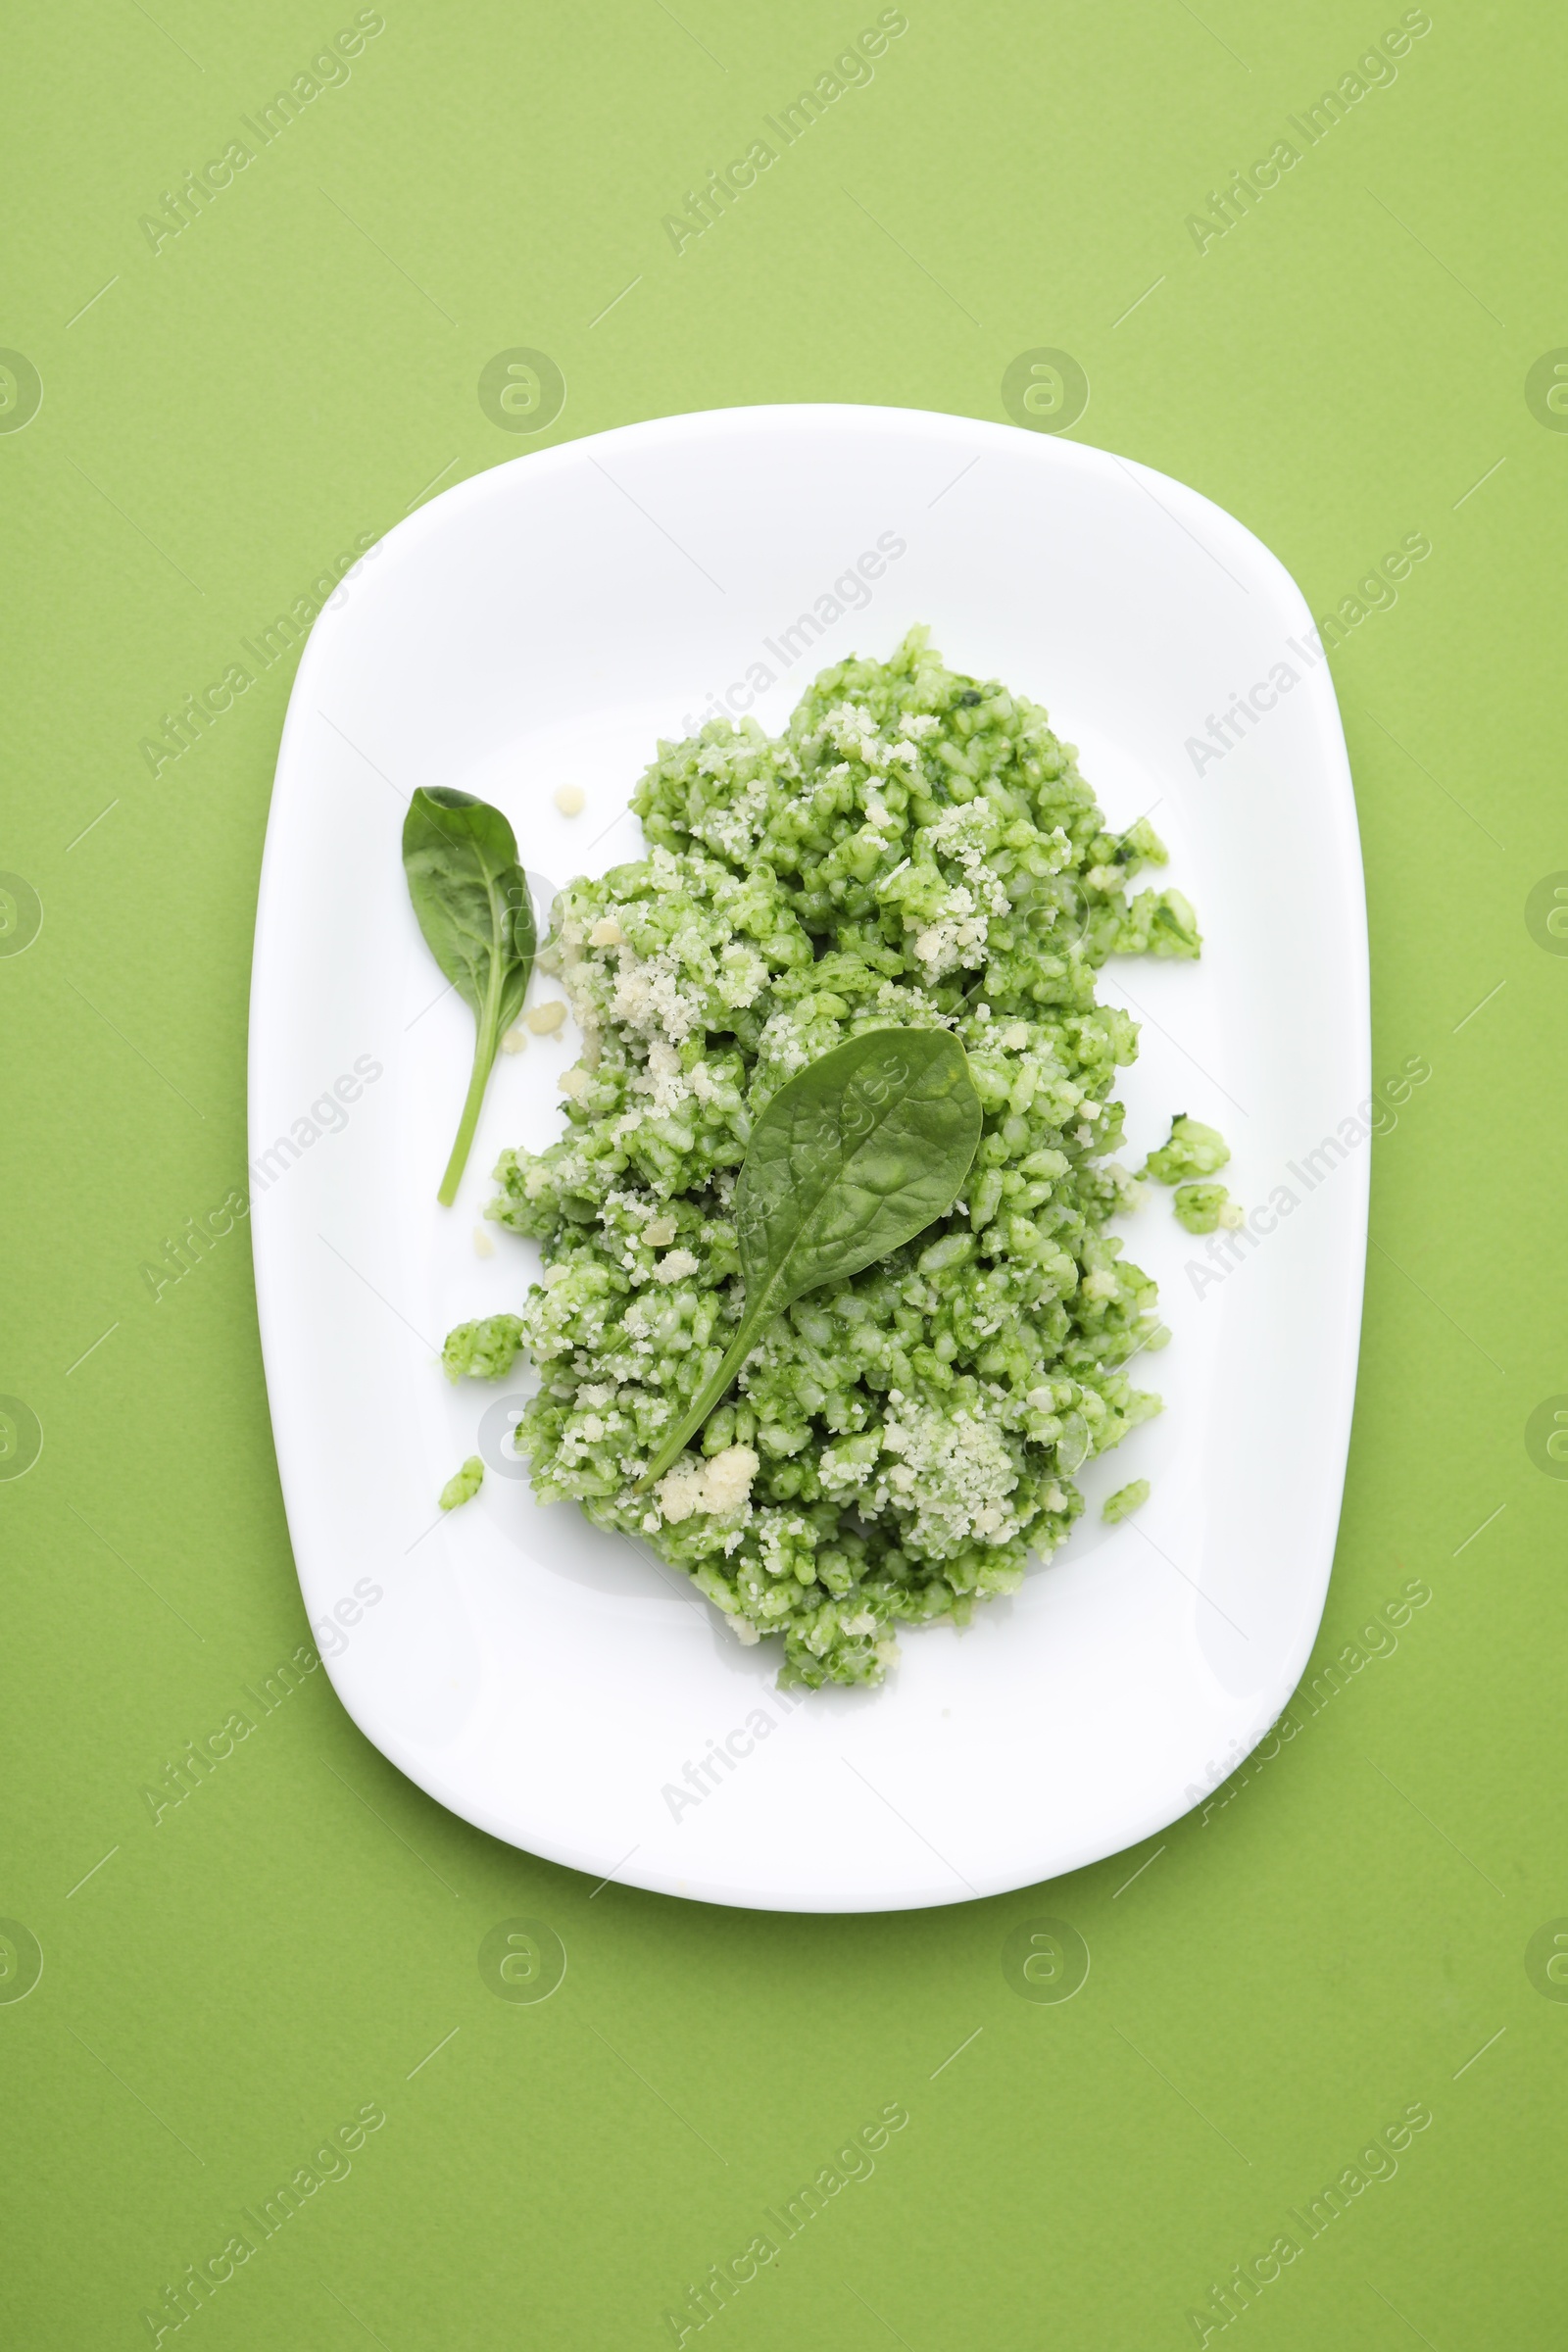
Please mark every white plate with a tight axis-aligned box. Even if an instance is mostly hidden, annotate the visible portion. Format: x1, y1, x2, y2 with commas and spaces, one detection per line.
250, 404, 1368, 1913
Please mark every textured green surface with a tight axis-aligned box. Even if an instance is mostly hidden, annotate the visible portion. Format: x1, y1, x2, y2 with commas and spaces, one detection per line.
3, 1, 1565, 2344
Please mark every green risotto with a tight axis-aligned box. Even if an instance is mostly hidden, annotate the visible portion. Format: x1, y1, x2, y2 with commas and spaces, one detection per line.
449, 629, 1203, 1687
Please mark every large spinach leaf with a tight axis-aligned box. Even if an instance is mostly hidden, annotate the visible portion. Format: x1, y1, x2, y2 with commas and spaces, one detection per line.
641, 1028, 982, 1486
402, 786, 535, 1204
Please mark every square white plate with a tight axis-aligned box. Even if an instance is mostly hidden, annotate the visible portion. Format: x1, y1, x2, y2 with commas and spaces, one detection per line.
250, 403, 1368, 1912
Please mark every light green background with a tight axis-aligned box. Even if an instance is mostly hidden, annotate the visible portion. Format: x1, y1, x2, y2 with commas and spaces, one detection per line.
4, 2, 1565, 2344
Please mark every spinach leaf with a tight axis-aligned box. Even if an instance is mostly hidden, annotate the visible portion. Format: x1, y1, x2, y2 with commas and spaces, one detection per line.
640, 1028, 982, 1486
402, 786, 535, 1204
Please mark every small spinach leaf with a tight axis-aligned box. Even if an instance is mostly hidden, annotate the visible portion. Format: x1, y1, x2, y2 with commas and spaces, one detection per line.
402, 786, 535, 1204
640, 1028, 982, 1486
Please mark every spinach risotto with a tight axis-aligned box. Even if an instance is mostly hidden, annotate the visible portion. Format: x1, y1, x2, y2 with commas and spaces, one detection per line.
444, 629, 1203, 1688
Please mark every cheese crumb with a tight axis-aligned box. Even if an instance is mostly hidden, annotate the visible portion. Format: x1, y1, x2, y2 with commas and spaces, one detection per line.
559, 1066, 588, 1098
654, 1248, 700, 1284
473, 1226, 495, 1258
500, 1027, 527, 1054
526, 1000, 567, 1034
554, 785, 586, 816
589, 916, 625, 948
655, 1443, 760, 1524
644, 1214, 677, 1247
